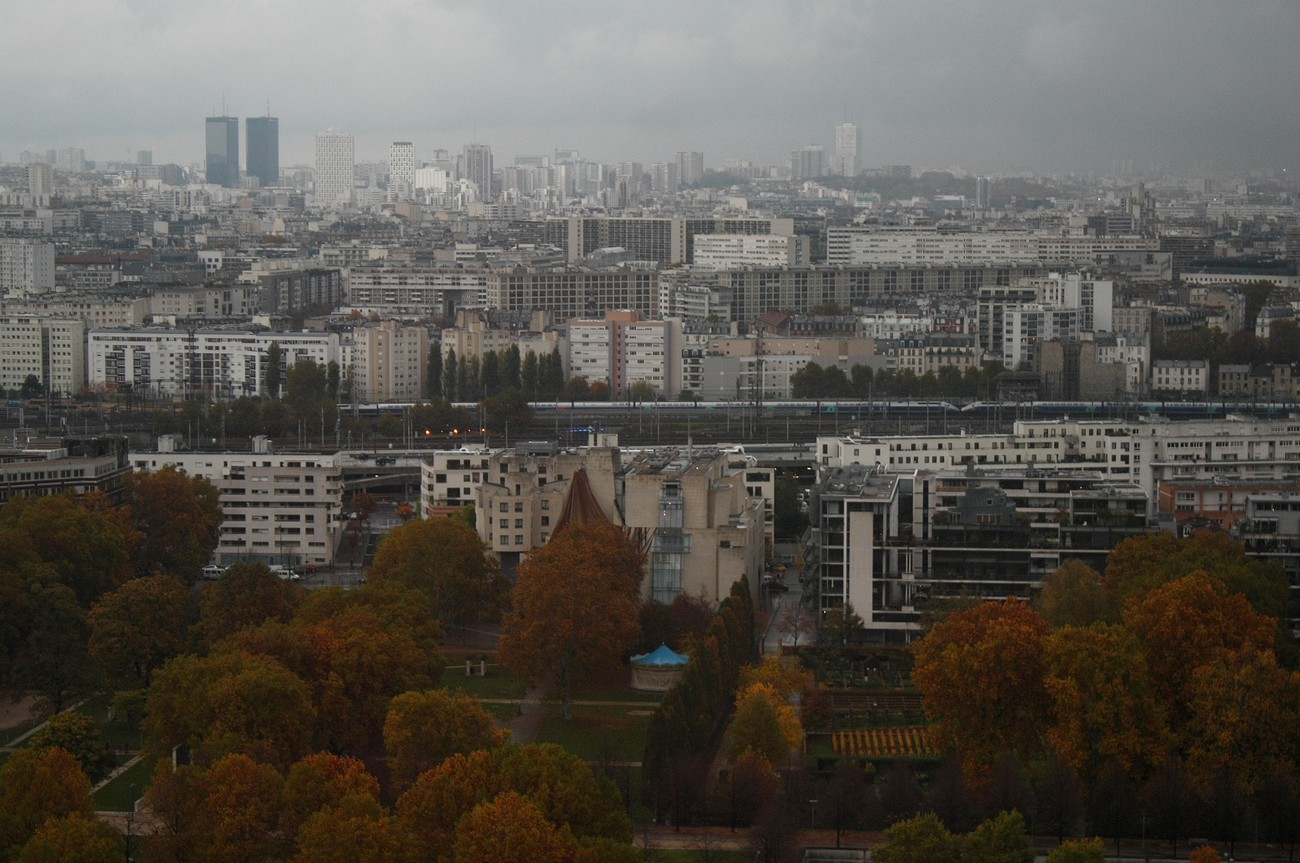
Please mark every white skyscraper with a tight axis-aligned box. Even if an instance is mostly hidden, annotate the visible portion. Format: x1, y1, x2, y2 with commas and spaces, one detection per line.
388, 141, 415, 201
833, 122, 860, 177
314, 131, 355, 208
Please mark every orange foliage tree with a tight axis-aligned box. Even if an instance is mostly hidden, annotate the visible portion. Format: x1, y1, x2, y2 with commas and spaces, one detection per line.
453, 791, 579, 863
498, 521, 645, 719
912, 598, 1050, 772
0, 748, 94, 859
88, 572, 190, 688
383, 689, 507, 793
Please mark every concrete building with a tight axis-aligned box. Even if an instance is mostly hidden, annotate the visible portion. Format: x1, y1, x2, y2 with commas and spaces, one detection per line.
131, 435, 343, 568
564, 311, 682, 399
557, 215, 794, 266
485, 267, 659, 320
462, 143, 494, 203
675, 151, 704, 186
826, 226, 1156, 267
205, 116, 240, 187
245, 115, 279, 188
88, 328, 338, 399
1151, 360, 1209, 397
692, 233, 809, 270
314, 131, 355, 208
0, 315, 86, 397
0, 437, 131, 504
467, 443, 765, 604
833, 123, 860, 177
790, 145, 825, 180
0, 239, 56, 298
347, 320, 427, 403
388, 142, 415, 200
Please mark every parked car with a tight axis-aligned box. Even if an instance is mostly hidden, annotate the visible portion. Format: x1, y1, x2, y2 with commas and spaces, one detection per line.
202, 564, 223, 580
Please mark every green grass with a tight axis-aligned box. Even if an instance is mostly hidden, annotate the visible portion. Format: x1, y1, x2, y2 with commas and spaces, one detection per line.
93, 757, 156, 811
534, 701, 653, 763
651, 850, 754, 862
441, 666, 528, 701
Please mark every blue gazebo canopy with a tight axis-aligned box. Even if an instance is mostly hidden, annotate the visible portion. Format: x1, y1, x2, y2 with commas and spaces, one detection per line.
632, 644, 689, 666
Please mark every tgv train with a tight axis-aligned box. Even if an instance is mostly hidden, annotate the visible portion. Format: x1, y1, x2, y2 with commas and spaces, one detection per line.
351, 399, 1298, 419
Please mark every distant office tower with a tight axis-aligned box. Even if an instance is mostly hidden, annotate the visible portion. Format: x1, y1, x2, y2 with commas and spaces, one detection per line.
651, 162, 680, 194
976, 176, 991, 209
676, 151, 704, 186
56, 147, 87, 174
314, 130, 355, 207
833, 123, 860, 177
790, 145, 825, 180
205, 116, 240, 187
137, 150, 152, 166
388, 142, 415, 199
462, 143, 494, 202
245, 116, 279, 188
26, 163, 53, 198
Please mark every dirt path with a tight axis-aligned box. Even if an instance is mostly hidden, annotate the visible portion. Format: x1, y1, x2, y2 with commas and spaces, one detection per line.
500, 685, 548, 744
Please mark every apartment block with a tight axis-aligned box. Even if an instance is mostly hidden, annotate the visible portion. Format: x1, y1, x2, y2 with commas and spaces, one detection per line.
0, 315, 86, 397
347, 320, 428, 403
0, 239, 56, 298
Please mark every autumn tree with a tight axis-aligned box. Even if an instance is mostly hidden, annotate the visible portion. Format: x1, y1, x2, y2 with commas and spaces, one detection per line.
0, 494, 132, 606
88, 572, 190, 688
2, 578, 92, 710
499, 520, 645, 719
1042, 624, 1167, 781
1182, 647, 1300, 791
913, 598, 1050, 771
292, 794, 411, 863
453, 791, 579, 863
1106, 532, 1288, 620
280, 753, 381, 838
125, 467, 222, 581
963, 810, 1034, 863
727, 687, 790, 768
1035, 559, 1115, 629
1046, 838, 1105, 863
192, 754, 286, 863
14, 813, 124, 863
367, 515, 508, 631
0, 748, 94, 860
195, 561, 304, 649
383, 689, 508, 793
143, 651, 316, 770
27, 712, 110, 781
1121, 571, 1277, 722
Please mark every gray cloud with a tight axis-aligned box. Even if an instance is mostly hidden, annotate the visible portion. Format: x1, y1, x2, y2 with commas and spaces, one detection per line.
4, 0, 1297, 174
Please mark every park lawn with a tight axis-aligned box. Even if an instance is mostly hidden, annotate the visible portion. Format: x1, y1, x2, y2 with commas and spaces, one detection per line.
534, 701, 653, 763
440, 665, 527, 701
93, 756, 156, 811
73, 693, 143, 754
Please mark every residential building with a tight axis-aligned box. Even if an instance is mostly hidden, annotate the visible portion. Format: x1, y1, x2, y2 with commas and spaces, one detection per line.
0, 437, 131, 504
0, 239, 56, 298
205, 116, 240, 188
314, 131, 355, 208
692, 233, 809, 270
826, 226, 1155, 267
1151, 360, 1209, 397
131, 435, 343, 568
388, 142, 415, 200
790, 145, 825, 179
0, 315, 86, 397
675, 151, 704, 186
347, 320, 428, 403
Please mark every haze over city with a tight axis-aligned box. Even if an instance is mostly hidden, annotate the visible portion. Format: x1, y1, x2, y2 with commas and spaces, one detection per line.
6, 0, 1299, 173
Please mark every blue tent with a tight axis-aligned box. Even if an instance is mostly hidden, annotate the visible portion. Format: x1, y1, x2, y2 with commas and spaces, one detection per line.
633, 644, 689, 666
630, 644, 689, 691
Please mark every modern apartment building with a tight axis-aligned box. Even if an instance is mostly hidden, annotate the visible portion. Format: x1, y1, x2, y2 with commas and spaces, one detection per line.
0, 315, 86, 397
346, 320, 427, 403
314, 131, 355, 208
131, 435, 343, 568
0, 239, 56, 298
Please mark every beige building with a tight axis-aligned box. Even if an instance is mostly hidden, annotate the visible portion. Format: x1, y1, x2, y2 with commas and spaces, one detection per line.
130, 435, 344, 568
0, 315, 85, 397
347, 320, 428, 403
460, 441, 766, 605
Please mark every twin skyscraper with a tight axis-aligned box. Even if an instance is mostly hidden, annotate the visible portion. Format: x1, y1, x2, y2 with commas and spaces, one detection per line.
204, 114, 279, 188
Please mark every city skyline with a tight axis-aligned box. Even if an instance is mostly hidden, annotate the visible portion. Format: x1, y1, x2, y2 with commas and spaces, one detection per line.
3, 0, 1297, 175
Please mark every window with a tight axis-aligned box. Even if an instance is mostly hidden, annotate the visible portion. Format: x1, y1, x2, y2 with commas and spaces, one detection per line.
499, 502, 508, 512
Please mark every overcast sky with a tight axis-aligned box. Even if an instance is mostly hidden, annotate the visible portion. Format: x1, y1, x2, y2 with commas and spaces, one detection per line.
5, 0, 1298, 175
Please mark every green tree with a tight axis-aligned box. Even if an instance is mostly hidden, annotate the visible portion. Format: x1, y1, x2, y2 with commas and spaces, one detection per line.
15, 581, 91, 710
1035, 559, 1115, 629
383, 689, 507, 793
499, 522, 645, 719
964, 810, 1034, 863
546, 346, 566, 398
521, 350, 539, 399
327, 360, 341, 401
627, 380, 657, 405
284, 359, 328, 408
426, 348, 442, 401
1046, 838, 1105, 863
19, 374, 43, 400
27, 712, 110, 781
0, 494, 132, 606
367, 516, 507, 631
503, 343, 522, 391
481, 350, 502, 398
265, 341, 283, 398
89, 572, 191, 688
873, 812, 961, 863
484, 387, 533, 434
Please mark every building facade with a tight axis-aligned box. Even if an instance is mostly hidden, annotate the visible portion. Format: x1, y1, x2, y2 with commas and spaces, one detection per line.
205, 116, 240, 188
245, 115, 279, 188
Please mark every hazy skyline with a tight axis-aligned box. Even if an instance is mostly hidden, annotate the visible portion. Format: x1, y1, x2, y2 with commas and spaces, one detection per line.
5, 0, 1298, 175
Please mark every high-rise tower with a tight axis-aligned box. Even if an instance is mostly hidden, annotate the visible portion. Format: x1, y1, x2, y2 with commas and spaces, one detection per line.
833, 122, 860, 177
246, 115, 279, 188
205, 116, 240, 187
314, 130, 355, 208
462, 143, 494, 203
388, 142, 415, 200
